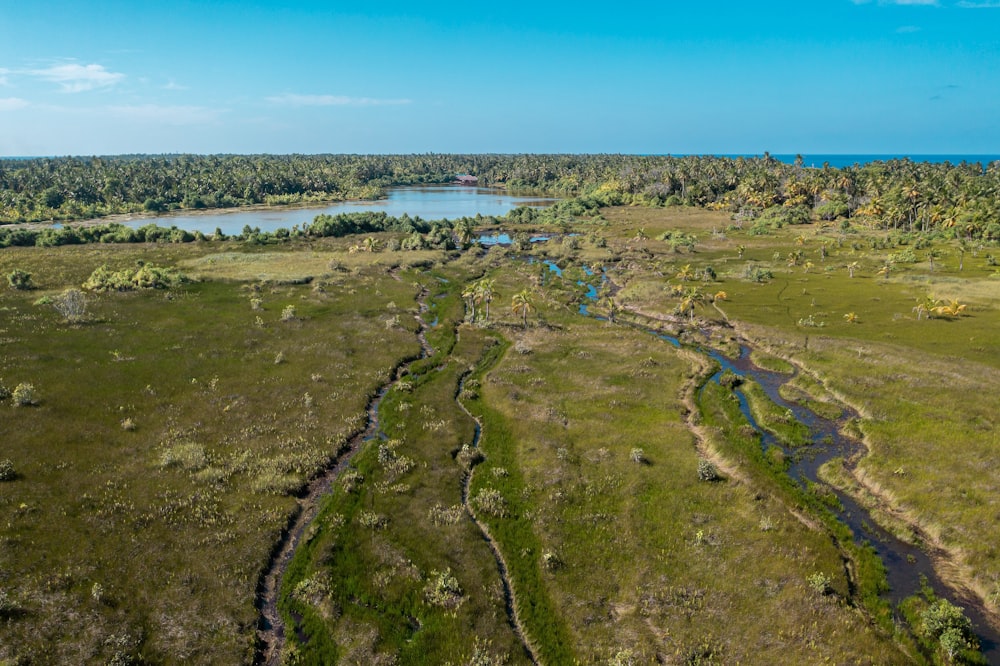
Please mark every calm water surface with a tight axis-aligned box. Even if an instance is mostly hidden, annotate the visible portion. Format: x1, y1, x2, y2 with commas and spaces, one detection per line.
126, 186, 555, 236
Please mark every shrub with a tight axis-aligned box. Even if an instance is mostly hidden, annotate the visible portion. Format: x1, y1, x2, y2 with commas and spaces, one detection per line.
472, 487, 509, 517
83, 262, 187, 291
718, 370, 743, 389
7, 269, 33, 290
742, 264, 773, 283
11, 383, 37, 407
921, 599, 979, 660
424, 568, 464, 609
696, 458, 720, 482
629, 447, 647, 464
541, 550, 563, 571
0, 459, 15, 481
357, 510, 386, 529
609, 649, 637, 666
292, 573, 332, 607
807, 572, 832, 595
281, 305, 297, 322
0, 590, 20, 618
159, 442, 207, 471
428, 503, 465, 525
52, 288, 87, 323
456, 444, 484, 470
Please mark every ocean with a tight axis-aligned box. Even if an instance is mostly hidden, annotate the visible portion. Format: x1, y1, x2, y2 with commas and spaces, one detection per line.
745, 154, 1000, 169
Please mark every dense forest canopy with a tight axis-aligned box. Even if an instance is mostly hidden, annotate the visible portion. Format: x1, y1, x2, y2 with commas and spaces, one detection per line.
1, 153, 999, 240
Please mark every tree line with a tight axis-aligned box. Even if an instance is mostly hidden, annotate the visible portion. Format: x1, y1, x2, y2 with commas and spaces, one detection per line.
1, 153, 998, 240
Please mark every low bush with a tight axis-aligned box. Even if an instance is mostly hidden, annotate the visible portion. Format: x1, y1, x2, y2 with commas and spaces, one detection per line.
0, 459, 15, 481
7, 269, 33, 290
11, 383, 37, 407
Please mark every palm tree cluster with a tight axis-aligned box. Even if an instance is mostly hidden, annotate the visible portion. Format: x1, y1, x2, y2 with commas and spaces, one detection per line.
3, 154, 999, 239
462, 278, 496, 324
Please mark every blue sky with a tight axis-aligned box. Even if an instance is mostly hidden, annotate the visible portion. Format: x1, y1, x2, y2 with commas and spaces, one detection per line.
0, 0, 998, 156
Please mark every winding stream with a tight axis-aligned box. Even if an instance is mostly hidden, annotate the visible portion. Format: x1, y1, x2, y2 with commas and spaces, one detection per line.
556, 259, 999, 662
456, 372, 541, 665
703, 347, 999, 662
254, 289, 433, 666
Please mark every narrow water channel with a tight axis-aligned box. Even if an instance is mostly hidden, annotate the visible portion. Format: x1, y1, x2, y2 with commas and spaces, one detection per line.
555, 259, 999, 663
254, 289, 434, 666
704, 347, 999, 662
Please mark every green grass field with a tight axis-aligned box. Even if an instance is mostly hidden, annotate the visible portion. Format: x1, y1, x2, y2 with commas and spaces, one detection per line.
1, 206, 997, 664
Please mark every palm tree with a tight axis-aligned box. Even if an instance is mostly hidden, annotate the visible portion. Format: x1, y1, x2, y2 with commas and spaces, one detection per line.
605, 296, 619, 322
847, 261, 860, 278
843, 312, 859, 324
957, 240, 970, 272
462, 283, 481, 323
678, 287, 704, 320
927, 248, 939, 272
362, 236, 380, 253
453, 218, 475, 248
511, 290, 533, 328
931, 299, 967, 318
476, 278, 496, 322
676, 264, 696, 281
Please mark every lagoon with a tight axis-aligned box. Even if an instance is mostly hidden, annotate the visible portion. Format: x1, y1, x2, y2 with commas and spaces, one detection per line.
125, 186, 556, 236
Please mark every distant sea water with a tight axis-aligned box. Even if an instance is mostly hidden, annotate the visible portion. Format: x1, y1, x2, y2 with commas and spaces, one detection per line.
719, 154, 1000, 169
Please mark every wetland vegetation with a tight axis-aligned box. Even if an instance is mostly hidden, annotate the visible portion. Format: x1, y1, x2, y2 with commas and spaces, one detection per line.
1, 154, 998, 665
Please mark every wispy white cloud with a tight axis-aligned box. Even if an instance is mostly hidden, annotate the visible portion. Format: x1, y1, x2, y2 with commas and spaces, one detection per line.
163, 80, 188, 91
30, 63, 124, 93
851, 0, 939, 5
0, 97, 29, 111
956, 0, 1000, 7
265, 93, 412, 107
107, 104, 224, 126
0, 68, 9, 86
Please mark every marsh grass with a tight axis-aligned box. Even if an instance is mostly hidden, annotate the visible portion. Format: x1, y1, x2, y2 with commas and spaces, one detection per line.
739, 379, 812, 447
0, 207, 994, 664
467, 265, 908, 662
0, 241, 421, 663
277, 274, 529, 664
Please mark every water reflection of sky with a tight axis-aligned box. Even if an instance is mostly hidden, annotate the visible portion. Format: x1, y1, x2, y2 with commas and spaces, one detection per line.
123, 186, 556, 236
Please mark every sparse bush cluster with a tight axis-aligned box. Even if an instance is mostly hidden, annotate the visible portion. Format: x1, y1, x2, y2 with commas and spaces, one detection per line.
428, 503, 465, 526
52, 288, 87, 323
424, 568, 464, 609
456, 443, 484, 470
697, 458, 721, 482
358, 510, 387, 529
921, 599, 979, 661
717, 370, 743, 389
742, 264, 773, 283
83, 262, 187, 291
807, 572, 833, 595
0, 589, 21, 618
378, 440, 416, 478
472, 487, 509, 517
0, 459, 16, 481
293, 573, 332, 608
7, 268, 33, 290
11, 382, 37, 407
